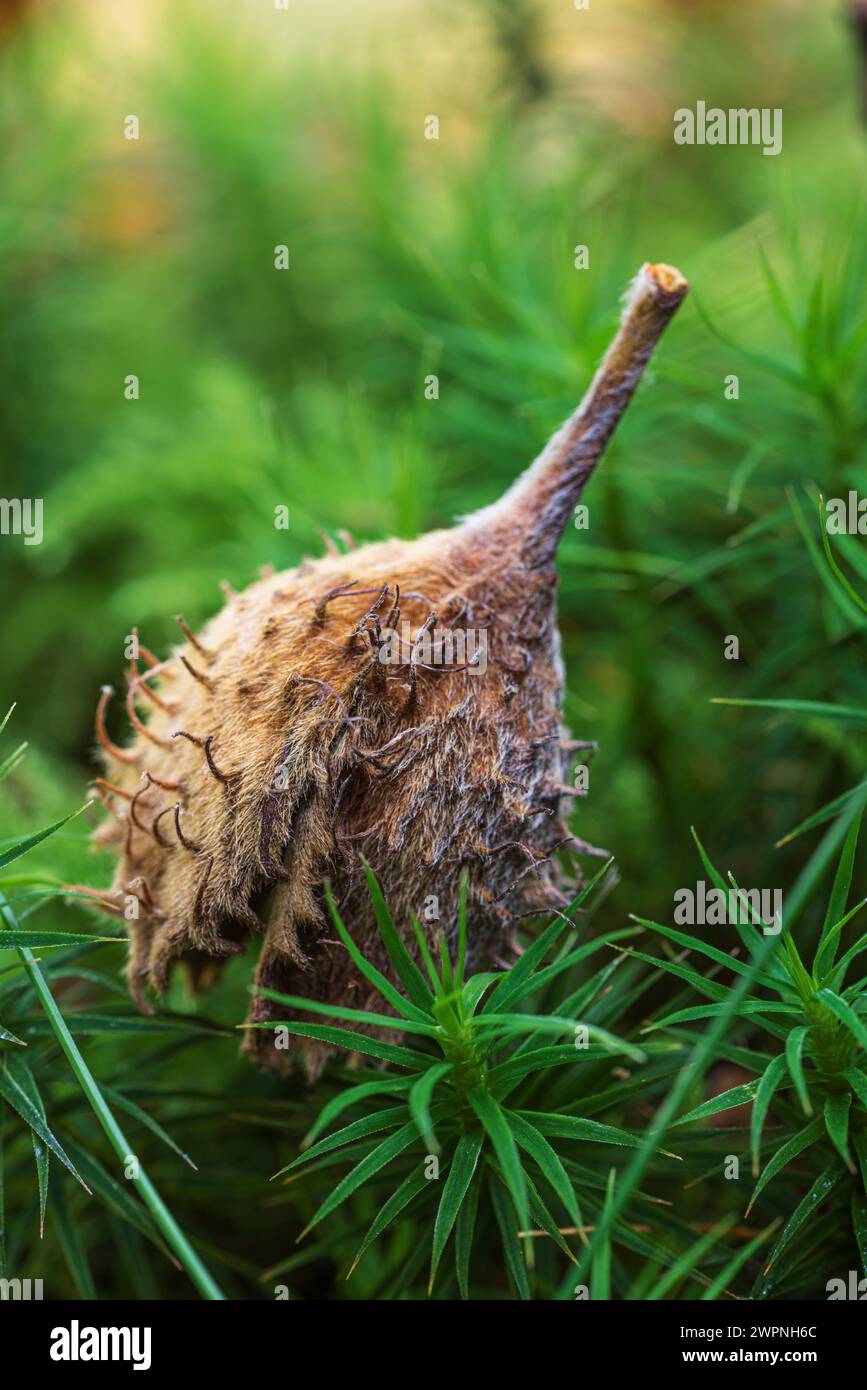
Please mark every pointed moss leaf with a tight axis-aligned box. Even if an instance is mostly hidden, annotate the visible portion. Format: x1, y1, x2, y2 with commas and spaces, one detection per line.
518, 1110, 645, 1150
488, 1168, 530, 1300
588, 923, 776, 1288
0, 1059, 89, 1192
830, 927, 867, 990
818, 496, 867, 617
408, 1062, 451, 1153
503, 928, 640, 1010
675, 1080, 762, 1126
619, 949, 733, 1004
816, 807, 864, 975
483, 858, 615, 1016
11, 1058, 49, 1237
690, 827, 734, 897
488, 1044, 614, 1099
591, 1169, 615, 1299
0, 930, 123, 948
777, 780, 867, 848
506, 1110, 582, 1227
751, 1054, 789, 1175
303, 1076, 411, 1149
323, 881, 432, 1025
794, 483, 867, 626
756, 242, 798, 333
691, 829, 769, 961
690, 828, 787, 971
645, 1001, 794, 1035
785, 1027, 813, 1116
631, 916, 784, 991
255, 987, 437, 1037
763, 1160, 845, 1276
525, 1170, 580, 1264
99, 1084, 197, 1169
475, 1010, 592, 1035
478, 1012, 644, 1061
0, 803, 93, 872
467, 1088, 528, 1230
823, 1092, 853, 1168
461, 973, 499, 1015
279, 1106, 408, 1175
246, 1021, 431, 1069
545, 956, 629, 1034
361, 859, 432, 1010
0, 888, 222, 1299
430, 1131, 483, 1290
24, 1012, 226, 1038
0, 748, 26, 784
816, 900, 867, 986
300, 1121, 421, 1239
691, 297, 802, 385
349, 1166, 431, 1278
709, 697, 867, 724
454, 1169, 481, 1301
748, 1117, 824, 1212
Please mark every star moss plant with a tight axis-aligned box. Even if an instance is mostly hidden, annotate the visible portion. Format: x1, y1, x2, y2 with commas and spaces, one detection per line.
249, 858, 671, 1297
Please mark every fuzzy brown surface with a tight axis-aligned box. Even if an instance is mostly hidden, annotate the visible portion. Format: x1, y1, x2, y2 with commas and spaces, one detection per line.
91, 528, 589, 1074
87, 262, 687, 1074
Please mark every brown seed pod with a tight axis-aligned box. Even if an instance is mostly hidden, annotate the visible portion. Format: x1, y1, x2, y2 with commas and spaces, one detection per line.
85, 263, 687, 1075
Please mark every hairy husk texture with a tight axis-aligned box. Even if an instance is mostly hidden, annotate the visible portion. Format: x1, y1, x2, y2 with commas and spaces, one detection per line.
87, 263, 688, 1075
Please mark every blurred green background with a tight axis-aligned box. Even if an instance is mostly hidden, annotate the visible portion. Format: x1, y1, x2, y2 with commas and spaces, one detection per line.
1, 0, 866, 1297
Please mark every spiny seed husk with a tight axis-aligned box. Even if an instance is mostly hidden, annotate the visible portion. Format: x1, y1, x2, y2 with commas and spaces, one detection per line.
87, 263, 688, 1075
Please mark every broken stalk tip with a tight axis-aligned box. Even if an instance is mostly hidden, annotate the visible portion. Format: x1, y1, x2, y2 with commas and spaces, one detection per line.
470, 259, 688, 566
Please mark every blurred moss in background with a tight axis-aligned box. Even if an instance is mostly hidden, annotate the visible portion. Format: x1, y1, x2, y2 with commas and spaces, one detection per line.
0, 0, 866, 1296
2, 0, 865, 924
